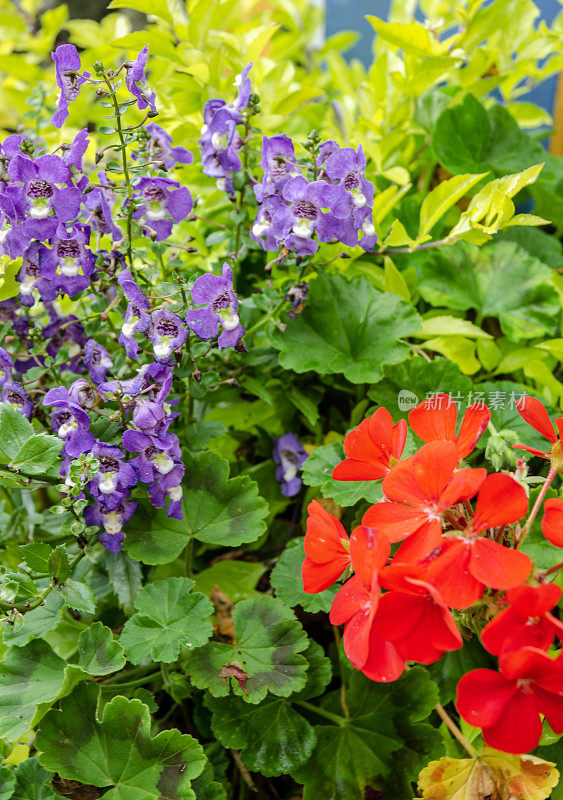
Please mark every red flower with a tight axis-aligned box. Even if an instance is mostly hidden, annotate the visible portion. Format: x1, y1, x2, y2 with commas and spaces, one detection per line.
425, 473, 531, 609
481, 583, 563, 657
362, 440, 486, 562
515, 396, 563, 461
456, 647, 563, 754
375, 564, 463, 664
409, 394, 490, 458
360, 621, 406, 684
541, 498, 563, 547
332, 407, 407, 482
329, 526, 390, 669
302, 500, 351, 593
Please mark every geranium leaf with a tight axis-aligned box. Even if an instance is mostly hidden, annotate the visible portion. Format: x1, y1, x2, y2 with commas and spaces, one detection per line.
36, 682, 207, 800
60, 579, 96, 614
105, 550, 142, 614
0, 639, 66, 741
272, 273, 421, 384
76, 621, 126, 676
193, 560, 266, 602
11, 758, 55, 800
416, 747, 559, 800
125, 452, 268, 563
301, 441, 383, 507
184, 595, 309, 702
270, 538, 338, 613
0, 767, 15, 800
120, 577, 213, 664
2, 591, 64, 646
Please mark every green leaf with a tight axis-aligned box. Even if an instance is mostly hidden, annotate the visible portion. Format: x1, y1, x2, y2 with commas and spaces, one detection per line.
36, 682, 206, 800
413, 316, 491, 339
19, 542, 53, 573
292, 667, 441, 800
207, 693, 316, 776
367, 16, 441, 55
301, 441, 383, 507
272, 273, 421, 384
0, 403, 34, 460
193, 561, 267, 602
120, 577, 213, 665
270, 538, 338, 613
48, 545, 70, 584
185, 595, 309, 702
125, 451, 268, 563
0, 767, 15, 800
11, 758, 55, 800
3, 591, 64, 646
107, 0, 174, 26
77, 622, 126, 676
0, 639, 66, 741
9, 435, 62, 474
418, 173, 487, 237
60, 579, 96, 614
417, 241, 559, 342
105, 550, 142, 613
432, 94, 492, 174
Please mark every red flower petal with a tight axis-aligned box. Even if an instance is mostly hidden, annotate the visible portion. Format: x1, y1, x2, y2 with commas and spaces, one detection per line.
408, 394, 457, 445
507, 583, 561, 616
426, 538, 483, 609
437, 466, 486, 510
411, 441, 460, 503
374, 590, 426, 641
329, 575, 370, 626
361, 625, 406, 683
456, 668, 517, 728
393, 519, 443, 563
469, 537, 531, 590
332, 408, 407, 482
456, 404, 491, 458
332, 458, 387, 481
361, 502, 428, 543
471, 473, 528, 532
499, 646, 561, 684
342, 606, 375, 669
542, 499, 563, 547
534, 686, 563, 734
349, 525, 390, 586
513, 444, 551, 459
481, 607, 557, 657
483, 691, 542, 754
304, 500, 349, 563
517, 396, 557, 444
302, 556, 347, 594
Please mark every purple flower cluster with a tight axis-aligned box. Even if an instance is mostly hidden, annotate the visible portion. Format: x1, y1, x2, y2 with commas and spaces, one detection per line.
251, 138, 377, 256
0, 345, 32, 418
199, 63, 252, 196
273, 433, 308, 496
186, 263, 245, 350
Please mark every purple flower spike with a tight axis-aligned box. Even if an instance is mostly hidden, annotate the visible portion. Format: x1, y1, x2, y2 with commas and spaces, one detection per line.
18, 242, 57, 307
84, 340, 113, 384
148, 308, 188, 362
131, 177, 192, 241
117, 269, 150, 358
140, 124, 193, 169
232, 62, 253, 112
273, 433, 308, 497
51, 44, 89, 129
186, 262, 245, 350
61, 128, 90, 173
124, 46, 157, 115
281, 176, 349, 255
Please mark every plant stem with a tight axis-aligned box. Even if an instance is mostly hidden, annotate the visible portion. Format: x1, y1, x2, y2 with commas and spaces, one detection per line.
435, 703, 478, 757
101, 671, 162, 690
375, 237, 451, 256
295, 700, 347, 726
244, 298, 287, 337
519, 465, 558, 545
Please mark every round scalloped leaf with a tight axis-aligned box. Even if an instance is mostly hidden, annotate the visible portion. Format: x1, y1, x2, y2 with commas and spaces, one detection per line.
272, 273, 421, 384
185, 595, 309, 703
300, 441, 383, 506
36, 682, 207, 800
11, 758, 55, 800
120, 577, 214, 664
270, 538, 337, 613
76, 622, 126, 676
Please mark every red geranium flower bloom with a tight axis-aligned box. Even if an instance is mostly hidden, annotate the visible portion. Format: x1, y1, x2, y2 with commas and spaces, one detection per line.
375, 564, 463, 664
409, 394, 490, 458
541, 498, 563, 547
302, 500, 351, 593
329, 526, 390, 670
481, 583, 563, 657
515, 396, 563, 462
456, 647, 563, 754
425, 473, 531, 609
362, 440, 486, 562
332, 407, 407, 482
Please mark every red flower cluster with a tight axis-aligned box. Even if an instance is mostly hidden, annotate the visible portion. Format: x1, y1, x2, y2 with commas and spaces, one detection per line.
301, 393, 563, 754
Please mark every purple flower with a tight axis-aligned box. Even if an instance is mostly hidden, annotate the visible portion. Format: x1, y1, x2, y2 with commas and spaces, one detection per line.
0, 347, 14, 385
84, 340, 113, 384
148, 308, 188, 362
281, 176, 349, 255
44, 312, 86, 375
18, 242, 57, 307
43, 386, 95, 456
250, 194, 291, 251
68, 379, 97, 409
51, 44, 89, 129
316, 139, 339, 170
84, 499, 137, 553
88, 442, 137, 511
83, 188, 121, 240
8, 154, 80, 226
0, 190, 28, 259
186, 263, 245, 350
137, 124, 193, 170
1, 380, 33, 419
43, 222, 94, 297
273, 433, 307, 497
122, 429, 181, 483
148, 470, 185, 519
232, 62, 253, 112
60, 128, 90, 173
258, 134, 299, 198
131, 177, 192, 241
117, 269, 150, 358
124, 46, 157, 115
355, 206, 378, 252
325, 145, 374, 210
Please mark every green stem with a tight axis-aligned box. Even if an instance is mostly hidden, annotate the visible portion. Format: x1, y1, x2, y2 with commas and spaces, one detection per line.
295, 700, 347, 726
101, 671, 162, 690
244, 297, 286, 337
185, 537, 194, 578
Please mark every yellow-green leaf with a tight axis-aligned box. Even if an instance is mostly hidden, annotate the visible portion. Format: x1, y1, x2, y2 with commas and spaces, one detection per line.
412, 316, 492, 339
383, 257, 410, 301
367, 17, 442, 56
419, 173, 487, 237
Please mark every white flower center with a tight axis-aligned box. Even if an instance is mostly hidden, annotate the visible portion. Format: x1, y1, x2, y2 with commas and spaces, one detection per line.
362, 219, 375, 237
58, 418, 77, 438
252, 220, 271, 237
351, 189, 367, 208
151, 451, 174, 475
59, 257, 80, 277
168, 485, 183, 502
122, 317, 140, 338
217, 308, 240, 331
292, 218, 314, 238
154, 337, 174, 359
99, 471, 118, 494
211, 132, 229, 150
101, 511, 123, 534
